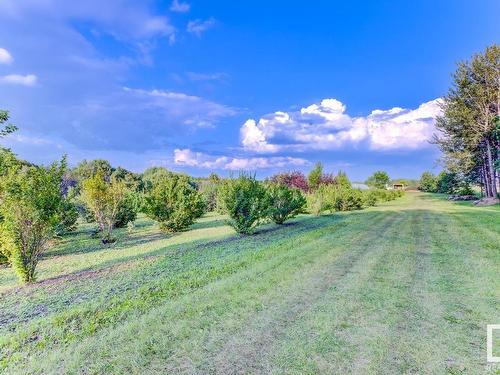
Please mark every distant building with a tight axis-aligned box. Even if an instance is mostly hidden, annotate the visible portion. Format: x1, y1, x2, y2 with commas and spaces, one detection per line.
392, 183, 405, 190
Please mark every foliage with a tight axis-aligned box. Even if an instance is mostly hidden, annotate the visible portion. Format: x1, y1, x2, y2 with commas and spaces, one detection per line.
270, 171, 309, 192
434, 44, 499, 197
198, 173, 220, 212
364, 189, 403, 204
114, 193, 139, 228
55, 199, 79, 235
435, 171, 459, 194
306, 185, 330, 216
307, 162, 324, 190
307, 183, 365, 215
143, 173, 205, 233
0, 158, 66, 282
80, 171, 129, 243
0, 110, 17, 137
418, 171, 437, 192
217, 174, 267, 234
330, 186, 364, 211
265, 183, 306, 224
366, 170, 390, 189
72, 159, 113, 182
335, 171, 352, 188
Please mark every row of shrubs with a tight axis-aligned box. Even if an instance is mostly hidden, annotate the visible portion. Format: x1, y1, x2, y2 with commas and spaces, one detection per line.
0, 150, 404, 283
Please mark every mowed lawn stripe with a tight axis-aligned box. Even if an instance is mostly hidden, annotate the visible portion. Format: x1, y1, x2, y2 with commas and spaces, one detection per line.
1, 193, 498, 374
3, 209, 397, 374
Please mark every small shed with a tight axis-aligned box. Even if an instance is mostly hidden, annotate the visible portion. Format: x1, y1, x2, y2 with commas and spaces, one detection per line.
392, 183, 405, 190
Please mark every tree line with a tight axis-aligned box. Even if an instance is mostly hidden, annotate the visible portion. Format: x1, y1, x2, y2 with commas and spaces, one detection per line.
0, 127, 403, 284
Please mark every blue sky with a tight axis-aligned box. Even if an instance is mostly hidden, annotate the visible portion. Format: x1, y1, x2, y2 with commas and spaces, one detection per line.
0, 0, 499, 180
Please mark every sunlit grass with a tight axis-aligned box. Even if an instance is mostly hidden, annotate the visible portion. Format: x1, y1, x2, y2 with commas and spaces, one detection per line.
0, 193, 498, 374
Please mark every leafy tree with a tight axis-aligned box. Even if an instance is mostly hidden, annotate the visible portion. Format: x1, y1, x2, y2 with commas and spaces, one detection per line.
80, 171, 129, 243
308, 162, 323, 190
72, 159, 113, 182
335, 171, 352, 188
435, 171, 459, 194
0, 110, 17, 137
366, 170, 390, 189
143, 173, 204, 233
265, 183, 305, 224
418, 171, 437, 192
271, 171, 309, 192
0, 159, 66, 282
434, 44, 499, 197
217, 174, 267, 234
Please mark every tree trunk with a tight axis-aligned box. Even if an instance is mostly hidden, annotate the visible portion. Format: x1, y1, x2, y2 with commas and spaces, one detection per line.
485, 138, 498, 197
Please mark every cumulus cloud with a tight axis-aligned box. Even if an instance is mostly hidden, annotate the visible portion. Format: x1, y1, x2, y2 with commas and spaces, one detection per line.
174, 148, 309, 170
170, 0, 190, 13
0, 48, 13, 64
240, 98, 442, 153
0, 74, 37, 86
187, 18, 216, 36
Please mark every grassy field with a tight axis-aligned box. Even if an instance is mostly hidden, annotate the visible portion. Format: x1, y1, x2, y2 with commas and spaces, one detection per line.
0, 192, 499, 374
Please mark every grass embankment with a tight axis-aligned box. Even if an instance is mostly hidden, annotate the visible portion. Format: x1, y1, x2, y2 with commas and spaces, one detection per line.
0, 193, 499, 374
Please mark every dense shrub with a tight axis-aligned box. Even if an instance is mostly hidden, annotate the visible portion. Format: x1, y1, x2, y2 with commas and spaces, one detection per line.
55, 199, 79, 234
362, 190, 378, 207
114, 193, 139, 228
143, 173, 205, 233
217, 174, 267, 234
265, 183, 306, 224
331, 186, 364, 211
0, 159, 66, 282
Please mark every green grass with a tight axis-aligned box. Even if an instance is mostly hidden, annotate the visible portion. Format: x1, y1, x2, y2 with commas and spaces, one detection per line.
0, 193, 499, 374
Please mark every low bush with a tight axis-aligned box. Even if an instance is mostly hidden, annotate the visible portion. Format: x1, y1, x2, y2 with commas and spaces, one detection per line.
143, 173, 205, 233
265, 183, 306, 224
332, 187, 364, 211
217, 174, 267, 234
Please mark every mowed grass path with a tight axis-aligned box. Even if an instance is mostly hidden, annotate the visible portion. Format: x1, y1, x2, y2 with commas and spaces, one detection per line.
0, 193, 499, 374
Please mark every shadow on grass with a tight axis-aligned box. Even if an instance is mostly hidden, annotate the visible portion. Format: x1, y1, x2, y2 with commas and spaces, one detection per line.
27, 211, 381, 290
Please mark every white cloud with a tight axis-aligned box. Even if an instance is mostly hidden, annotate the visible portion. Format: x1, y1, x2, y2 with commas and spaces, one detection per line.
0, 74, 37, 86
186, 72, 227, 82
174, 148, 309, 170
0, 48, 13, 64
240, 98, 442, 153
0, 0, 175, 41
123, 87, 236, 127
170, 0, 190, 13
187, 18, 216, 37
